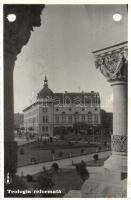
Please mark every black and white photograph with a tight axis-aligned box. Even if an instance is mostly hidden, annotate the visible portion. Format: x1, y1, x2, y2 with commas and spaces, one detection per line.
3, 2, 128, 198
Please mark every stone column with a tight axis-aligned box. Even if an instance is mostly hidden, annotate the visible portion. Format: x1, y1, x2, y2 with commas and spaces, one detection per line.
93, 42, 128, 173
4, 5, 44, 180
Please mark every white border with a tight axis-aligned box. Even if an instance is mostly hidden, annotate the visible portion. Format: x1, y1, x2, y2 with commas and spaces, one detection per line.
0, 1, 130, 200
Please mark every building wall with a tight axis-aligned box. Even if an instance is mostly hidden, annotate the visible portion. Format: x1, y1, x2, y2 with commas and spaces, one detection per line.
53, 104, 101, 126
14, 113, 24, 129
23, 97, 101, 137
38, 102, 54, 137
24, 104, 39, 134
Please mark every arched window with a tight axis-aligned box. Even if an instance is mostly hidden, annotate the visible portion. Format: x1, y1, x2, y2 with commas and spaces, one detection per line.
55, 115, 59, 123
61, 112, 66, 123
68, 115, 72, 123
88, 112, 92, 124
94, 114, 98, 124
74, 112, 79, 122
43, 116, 48, 123
81, 115, 85, 121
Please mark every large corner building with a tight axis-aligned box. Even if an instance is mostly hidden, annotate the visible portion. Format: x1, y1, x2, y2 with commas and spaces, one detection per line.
23, 76, 101, 138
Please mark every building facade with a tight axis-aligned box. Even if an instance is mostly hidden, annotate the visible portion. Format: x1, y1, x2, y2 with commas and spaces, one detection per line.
23, 76, 101, 138
14, 113, 24, 130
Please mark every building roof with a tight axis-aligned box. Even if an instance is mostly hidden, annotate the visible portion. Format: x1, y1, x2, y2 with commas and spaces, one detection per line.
23, 76, 100, 112
37, 76, 54, 99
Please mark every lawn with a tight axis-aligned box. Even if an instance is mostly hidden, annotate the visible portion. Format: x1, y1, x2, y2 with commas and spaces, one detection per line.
17, 145, 102, 167
17, 140, 109, 167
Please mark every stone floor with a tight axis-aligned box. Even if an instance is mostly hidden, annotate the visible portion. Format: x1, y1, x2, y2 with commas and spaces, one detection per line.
64, 166, 127, 198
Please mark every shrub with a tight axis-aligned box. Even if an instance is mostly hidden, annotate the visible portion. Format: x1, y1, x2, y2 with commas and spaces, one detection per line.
76, 160, 89, 181
93, 154, 99, 162
81, 148, 84, 153
51, 163, 59, 173
20, 148, 24, 155
30, 157, 36, 164
42, 166, 46, 172
26, 174, 33, 182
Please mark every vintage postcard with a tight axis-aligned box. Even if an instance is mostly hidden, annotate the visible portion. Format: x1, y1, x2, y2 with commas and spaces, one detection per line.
0, 0, 130, 199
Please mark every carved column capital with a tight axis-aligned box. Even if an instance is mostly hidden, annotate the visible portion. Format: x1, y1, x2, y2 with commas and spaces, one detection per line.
111, 135, 127, 153
93, 42, 128, 82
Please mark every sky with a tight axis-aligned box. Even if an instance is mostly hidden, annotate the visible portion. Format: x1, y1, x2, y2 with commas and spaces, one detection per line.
14, 4, 127, 113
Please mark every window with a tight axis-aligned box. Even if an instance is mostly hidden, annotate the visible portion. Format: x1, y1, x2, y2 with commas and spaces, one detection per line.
68, 115, 72, 123
74, 114, 79, 122
43, 116, 48, 123
62, 114, 66, 123
88, 112, 92, 124
81, 115, 85, 121
55, 115, 59, 123
42, 126, 48, 132
94, 114, 98, 124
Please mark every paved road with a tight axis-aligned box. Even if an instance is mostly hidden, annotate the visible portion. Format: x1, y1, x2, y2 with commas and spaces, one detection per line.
17, 151, 111, 176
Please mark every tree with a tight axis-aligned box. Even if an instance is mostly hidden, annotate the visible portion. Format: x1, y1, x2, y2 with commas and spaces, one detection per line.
75, 160, 89, 181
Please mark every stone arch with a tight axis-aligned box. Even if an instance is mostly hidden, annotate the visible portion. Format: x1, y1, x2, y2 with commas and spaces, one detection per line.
4, 4, 44, 180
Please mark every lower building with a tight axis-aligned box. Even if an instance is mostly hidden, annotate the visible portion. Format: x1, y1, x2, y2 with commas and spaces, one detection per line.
23, 76, 101, 138
14, 113, 24, 130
